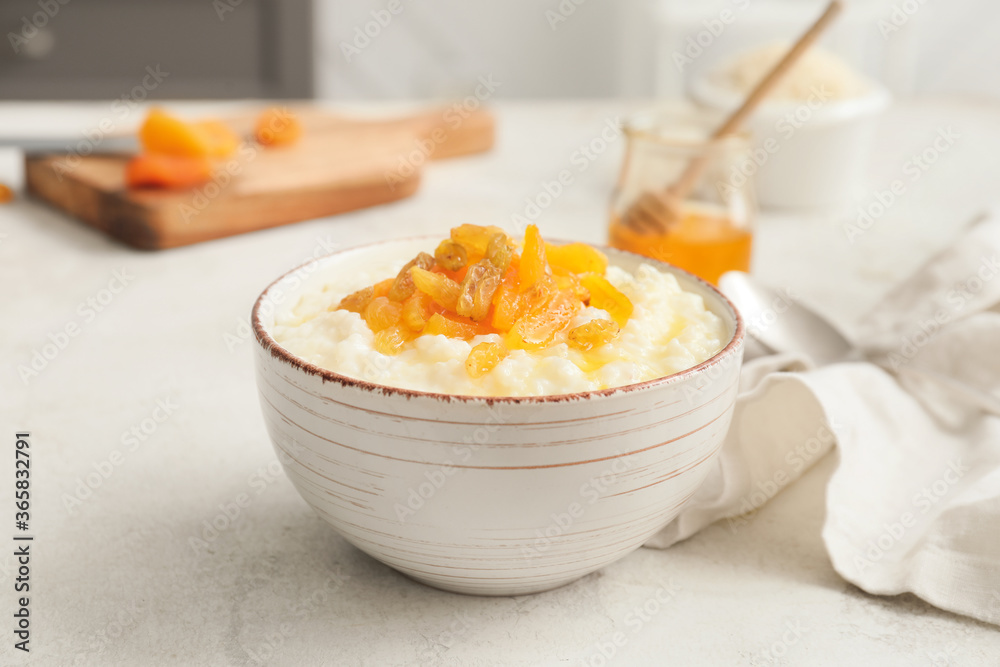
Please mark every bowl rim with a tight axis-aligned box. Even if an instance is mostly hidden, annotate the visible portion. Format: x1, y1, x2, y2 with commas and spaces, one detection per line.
688, 72, 892, 124
251, 235, 745, 404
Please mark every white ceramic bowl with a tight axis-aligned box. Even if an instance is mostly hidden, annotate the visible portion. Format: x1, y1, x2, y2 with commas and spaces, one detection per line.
252, 238, 744, 596
689, 75, 890, 210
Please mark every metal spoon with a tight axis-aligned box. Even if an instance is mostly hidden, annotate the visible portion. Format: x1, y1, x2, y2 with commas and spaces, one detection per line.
719, 271, 1000, 415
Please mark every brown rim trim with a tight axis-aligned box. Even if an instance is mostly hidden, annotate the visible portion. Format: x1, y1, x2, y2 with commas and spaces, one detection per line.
260, 396, 725, 469
259, 367, 737, 438
251, 236, 745, 405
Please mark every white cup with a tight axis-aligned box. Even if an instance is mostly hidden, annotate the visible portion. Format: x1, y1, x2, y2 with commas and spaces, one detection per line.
689, 75, 891, 211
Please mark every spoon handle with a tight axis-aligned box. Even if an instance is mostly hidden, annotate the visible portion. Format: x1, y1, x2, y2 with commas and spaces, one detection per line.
668, 0, 844, 202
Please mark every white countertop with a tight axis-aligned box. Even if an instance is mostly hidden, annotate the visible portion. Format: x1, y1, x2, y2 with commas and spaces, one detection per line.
2, 100, 999, 666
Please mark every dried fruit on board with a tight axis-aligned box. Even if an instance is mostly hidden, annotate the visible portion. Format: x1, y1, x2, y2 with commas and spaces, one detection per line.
255, 108, 302, 147
125, 155, 213, 189
139, 108, 238, 158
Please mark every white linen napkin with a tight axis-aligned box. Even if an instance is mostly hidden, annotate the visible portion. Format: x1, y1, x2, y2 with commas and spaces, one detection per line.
644, 213, 1000, 627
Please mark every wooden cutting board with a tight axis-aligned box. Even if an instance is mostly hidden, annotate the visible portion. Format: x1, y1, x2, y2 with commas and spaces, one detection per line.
24, 107, 494, 249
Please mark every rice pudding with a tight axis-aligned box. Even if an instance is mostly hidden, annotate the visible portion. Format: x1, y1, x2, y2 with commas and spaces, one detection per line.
272, 225, 726, 397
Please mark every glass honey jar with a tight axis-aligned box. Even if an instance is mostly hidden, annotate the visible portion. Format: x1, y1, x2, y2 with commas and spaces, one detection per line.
609, 110, 755, 285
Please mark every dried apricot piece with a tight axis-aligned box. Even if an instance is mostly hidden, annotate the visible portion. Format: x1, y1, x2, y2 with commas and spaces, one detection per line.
507, 291, 579, 350
423, 313, 478, 339
431, 263, 469, 285
125, 154, 213, 189
388, 252, 435, 302
466, 342, 508, 378
336, 285, 374, 313
456, 260, 502, 322
451, 224, 507, 255
255, 108, 303, 147
374, 324, 415, 355
364, 296, 402, 332
139, 108, 237, 158
491, 275, 527, 331
401, 292, 433, 331
568, 319, 620, 351
139, 109, 207, 157
434, 240, 468, 272
524, 274, 559, 314
411, 267, 461, 311
580, 273, 633, 327
545, 242, 608, 275
372, 279, 394, 299
518, 224, 549, 292
486, 233, 514, 273
192, 120, 240, 157
552, 269, 590, 302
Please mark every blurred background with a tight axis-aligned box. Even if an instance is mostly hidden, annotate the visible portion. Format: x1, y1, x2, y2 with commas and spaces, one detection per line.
0, 0, 993, 102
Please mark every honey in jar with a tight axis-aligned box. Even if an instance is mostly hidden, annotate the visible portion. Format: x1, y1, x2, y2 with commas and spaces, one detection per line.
609, 208, 752, 285
609, 110, 756, 285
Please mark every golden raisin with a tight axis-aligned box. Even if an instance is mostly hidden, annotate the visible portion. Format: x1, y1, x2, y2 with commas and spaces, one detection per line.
486, 233, 514, 273
364, 296, 402, 332
456, 260, 502, 322
568, 319, 620, 351
451, 224, 507, 255
545, 242, 608, 275
434, 240, 468, 272
465, 342, 508, 378
388, 252, 435, 302
423, 313, 479, 339
518, 224, 548, 292
401, 292, 433, 331
374, 324, 415, 355
411, 267, 461, 311
507, 291, 579, 350
336, 285, 374, 313
580, 274, 633, 327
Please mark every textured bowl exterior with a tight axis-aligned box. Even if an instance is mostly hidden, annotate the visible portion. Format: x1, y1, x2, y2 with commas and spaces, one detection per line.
252, 242, 744, 596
